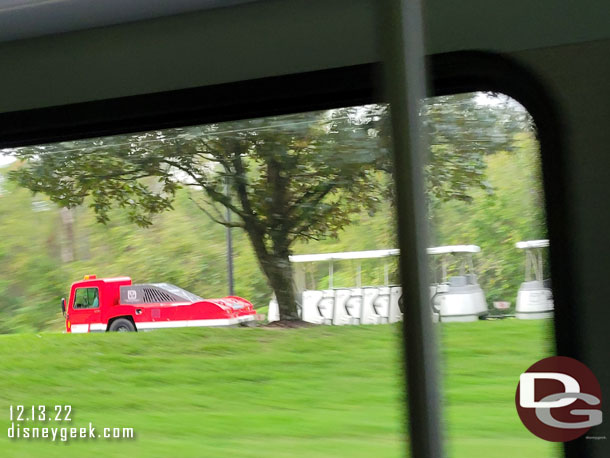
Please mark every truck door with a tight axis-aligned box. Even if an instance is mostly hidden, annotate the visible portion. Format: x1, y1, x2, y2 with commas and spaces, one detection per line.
69, 287, 102, 333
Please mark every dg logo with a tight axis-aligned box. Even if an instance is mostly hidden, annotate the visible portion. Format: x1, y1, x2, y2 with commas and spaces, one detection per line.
516, 356, 603, 442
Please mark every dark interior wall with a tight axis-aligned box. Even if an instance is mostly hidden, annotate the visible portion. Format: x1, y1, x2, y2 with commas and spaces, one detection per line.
424, 0, 610, 54
0, 0, 608, 113
513, 41, 610, 447
0, 0, 260, 42
0, 0, 379, 113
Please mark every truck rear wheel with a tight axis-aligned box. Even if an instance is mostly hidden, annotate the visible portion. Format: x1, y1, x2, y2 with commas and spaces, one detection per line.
108, 318, 136, 332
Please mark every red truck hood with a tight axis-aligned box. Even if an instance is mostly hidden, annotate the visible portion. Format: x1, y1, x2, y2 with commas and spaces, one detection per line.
208, 296, 256, 316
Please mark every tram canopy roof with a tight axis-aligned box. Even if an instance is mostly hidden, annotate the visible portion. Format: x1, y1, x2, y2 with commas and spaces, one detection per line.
289, 246, 481, 263
516, 239, 549, 249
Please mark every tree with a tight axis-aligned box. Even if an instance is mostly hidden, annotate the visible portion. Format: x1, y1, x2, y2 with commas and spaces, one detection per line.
7, 93, 529, 320
9, 108, 388, 319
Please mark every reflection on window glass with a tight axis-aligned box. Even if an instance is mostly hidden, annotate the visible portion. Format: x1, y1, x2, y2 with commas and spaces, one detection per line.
151, 283, 204, 303
0, 92, 555, 457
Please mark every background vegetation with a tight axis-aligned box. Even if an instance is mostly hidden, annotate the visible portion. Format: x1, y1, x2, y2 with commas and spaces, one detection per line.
4, 93, 538, 319
0, 133, 544, 331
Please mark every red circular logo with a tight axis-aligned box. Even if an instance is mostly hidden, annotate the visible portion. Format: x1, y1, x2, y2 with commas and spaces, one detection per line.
515, 356, 602, 442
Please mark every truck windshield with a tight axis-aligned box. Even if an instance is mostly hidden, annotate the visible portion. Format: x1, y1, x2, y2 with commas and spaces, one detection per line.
152, 283, 203, 303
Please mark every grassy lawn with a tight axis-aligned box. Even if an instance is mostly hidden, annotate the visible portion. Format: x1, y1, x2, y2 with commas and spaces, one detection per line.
0, 320, 559, 457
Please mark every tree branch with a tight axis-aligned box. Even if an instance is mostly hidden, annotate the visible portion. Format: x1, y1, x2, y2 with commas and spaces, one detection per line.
188, 196, 245, 228
162, 158, 249, 220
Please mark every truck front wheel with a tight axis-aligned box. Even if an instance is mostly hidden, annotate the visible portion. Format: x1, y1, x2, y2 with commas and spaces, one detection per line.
108, 318, 136, 332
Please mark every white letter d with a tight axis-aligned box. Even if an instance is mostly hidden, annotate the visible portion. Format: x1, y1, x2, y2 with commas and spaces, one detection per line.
520, 372, 580, 408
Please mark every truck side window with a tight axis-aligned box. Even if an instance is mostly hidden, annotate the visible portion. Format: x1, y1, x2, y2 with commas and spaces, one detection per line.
73, 288, 99, 309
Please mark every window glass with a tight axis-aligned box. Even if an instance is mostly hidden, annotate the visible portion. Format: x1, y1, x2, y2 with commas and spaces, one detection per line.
0, 92, 555, 457
424, 93, 557, 458
152, 283, 204, 302
73, 287, 99, 309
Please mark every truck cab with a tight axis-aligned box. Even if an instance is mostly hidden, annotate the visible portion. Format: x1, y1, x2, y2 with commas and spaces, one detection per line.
65, 275, 132, 333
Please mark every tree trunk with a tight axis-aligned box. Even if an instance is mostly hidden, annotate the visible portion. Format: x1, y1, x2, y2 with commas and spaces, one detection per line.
261, 253, 299, 320
229, 149, 299, 320
59, 207, 75, 263
243, 226, 299, 320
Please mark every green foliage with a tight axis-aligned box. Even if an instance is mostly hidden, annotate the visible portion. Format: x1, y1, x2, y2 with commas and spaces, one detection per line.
0, 167, 272, 330
8, 109, 387, 240
430, 132, 547, 305
0, 176, 67, 333
7, 108, 394, 318
421, 93, 529, 207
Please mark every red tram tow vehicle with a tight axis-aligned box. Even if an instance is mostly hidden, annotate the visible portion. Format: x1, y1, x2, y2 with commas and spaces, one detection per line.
62, 275, 257, 333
